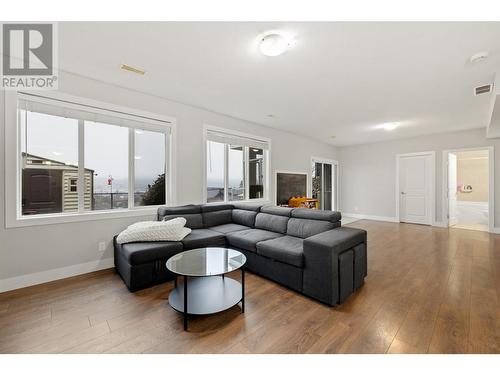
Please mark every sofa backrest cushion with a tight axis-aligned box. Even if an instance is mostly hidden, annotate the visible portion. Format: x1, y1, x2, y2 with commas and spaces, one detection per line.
201, 203, 234, 213
162, 214, 204, 229
260, 205, 293, 217
255, 213, 289, 234
232, 209, 258, 227
291, 208, 341, 223
200, 204, 233, 227
232, 202, 262, 212
203, 210, 233, 227
157, 205, 204, 229
157, 204, 201, 220
287, 218, 338, 239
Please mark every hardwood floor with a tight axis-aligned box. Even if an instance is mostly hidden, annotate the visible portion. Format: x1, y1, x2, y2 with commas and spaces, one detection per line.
1, 220, 500, 354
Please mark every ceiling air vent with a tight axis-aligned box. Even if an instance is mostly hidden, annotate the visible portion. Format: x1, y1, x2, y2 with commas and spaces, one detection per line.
474, 84, 493, 96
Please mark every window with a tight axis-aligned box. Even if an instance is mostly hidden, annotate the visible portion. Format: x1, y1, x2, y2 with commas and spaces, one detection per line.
135, 129, 166, 206
205, 128, 269, 203
206, 141, 225, 203
69, 179, 77, 192
17, 94, 171, 218
228, 145, 245, 201
20, 111, 79, 215
249, 147, 264, 199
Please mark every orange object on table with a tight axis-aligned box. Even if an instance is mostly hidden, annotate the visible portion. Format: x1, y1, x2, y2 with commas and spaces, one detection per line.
287, 196, 319, 209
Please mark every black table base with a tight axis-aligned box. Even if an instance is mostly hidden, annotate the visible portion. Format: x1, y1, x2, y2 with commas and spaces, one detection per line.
169, 271, 245, 330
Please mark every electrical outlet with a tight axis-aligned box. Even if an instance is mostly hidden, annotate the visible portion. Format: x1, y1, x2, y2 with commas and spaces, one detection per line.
98, 241, 106, 252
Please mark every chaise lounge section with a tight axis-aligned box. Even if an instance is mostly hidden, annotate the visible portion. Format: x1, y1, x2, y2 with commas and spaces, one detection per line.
114, 203, 367, 306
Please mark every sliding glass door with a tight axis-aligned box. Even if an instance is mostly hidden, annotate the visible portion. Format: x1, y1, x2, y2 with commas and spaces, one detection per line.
312, 158, 338, 211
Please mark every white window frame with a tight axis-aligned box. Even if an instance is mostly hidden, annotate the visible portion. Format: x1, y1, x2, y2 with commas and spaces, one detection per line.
203, 125, 271, 204
4, 91, 177, 228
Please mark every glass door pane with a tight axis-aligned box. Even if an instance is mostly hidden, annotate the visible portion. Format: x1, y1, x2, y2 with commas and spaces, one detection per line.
312, 162, 323, 209
324, 163, 332, 210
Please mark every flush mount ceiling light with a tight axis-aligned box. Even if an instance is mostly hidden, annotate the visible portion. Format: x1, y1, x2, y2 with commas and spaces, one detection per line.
376, 123, 399, 131
259, 32, 291, 57
121, 64, 145, 75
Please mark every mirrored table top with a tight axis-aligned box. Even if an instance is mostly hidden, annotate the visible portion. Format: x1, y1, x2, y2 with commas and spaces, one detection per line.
166, 247, 246, 277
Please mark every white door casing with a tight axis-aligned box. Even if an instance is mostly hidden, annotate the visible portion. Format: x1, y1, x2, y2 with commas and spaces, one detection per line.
448, 153, 458, 226
398, 153, 433, 225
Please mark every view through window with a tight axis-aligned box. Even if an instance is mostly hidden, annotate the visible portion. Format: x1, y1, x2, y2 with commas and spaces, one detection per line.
206, 130, 267, 203
19, 97, 169, 216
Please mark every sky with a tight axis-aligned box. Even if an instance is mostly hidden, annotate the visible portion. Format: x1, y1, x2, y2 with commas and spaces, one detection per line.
22, 111, 165, 192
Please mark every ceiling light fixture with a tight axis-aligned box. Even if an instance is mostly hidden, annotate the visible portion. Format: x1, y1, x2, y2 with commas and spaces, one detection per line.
376, 123, 399, 131
259, 32, 291, 57
121, 64, 146, 75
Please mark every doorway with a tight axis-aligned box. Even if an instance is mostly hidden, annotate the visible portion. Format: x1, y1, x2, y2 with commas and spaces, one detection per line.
444, 148, 493, 232
311, 158, 339, 211
396, 152, 435, 225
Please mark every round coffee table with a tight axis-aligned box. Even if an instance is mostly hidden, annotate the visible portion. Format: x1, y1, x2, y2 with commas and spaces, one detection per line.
166, 247, 246, 330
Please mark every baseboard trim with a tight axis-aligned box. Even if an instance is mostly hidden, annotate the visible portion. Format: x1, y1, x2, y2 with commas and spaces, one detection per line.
490, 227, 500, 234
342, 213, 398, 223
432, 221, 447, 228
0, 257, 114, 293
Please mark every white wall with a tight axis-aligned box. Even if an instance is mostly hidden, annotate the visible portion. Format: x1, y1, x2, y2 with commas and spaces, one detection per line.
0, 72, 337, 289
338, 128, 499, 227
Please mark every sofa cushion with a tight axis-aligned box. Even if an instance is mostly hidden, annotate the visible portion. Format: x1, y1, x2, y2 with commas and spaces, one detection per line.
120, 241, 184, 265
232, 209, 258, 227
286, 218, 336, 239
201, 203, 234, 212
291, 208, 341, 223
202, 209, 233, 227
255, 213, 289, 234
260, 205, 293, 217
162, 213, 204, 229
181, 229, 226, 250
232, 202, 262, 212
157, 204, 201, 220
209, 223, 250, 234
226, 228, 283, 252
256, 236, 304, 267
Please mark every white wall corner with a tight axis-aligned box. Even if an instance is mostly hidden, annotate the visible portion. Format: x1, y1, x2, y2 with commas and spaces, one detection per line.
490, 227, 500, 234
0, 257, 114, 293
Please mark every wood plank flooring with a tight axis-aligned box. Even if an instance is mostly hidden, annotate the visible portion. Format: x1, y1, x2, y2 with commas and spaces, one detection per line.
1, 220, 500, 354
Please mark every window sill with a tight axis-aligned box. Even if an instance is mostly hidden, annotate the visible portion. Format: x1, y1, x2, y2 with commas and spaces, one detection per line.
6, 206, 161, 228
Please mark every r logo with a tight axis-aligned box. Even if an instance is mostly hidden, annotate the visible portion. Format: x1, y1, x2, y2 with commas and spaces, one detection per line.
3, 23, 54, 76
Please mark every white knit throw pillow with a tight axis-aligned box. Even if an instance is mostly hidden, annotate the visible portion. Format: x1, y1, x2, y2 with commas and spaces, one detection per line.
116, 217, 191, 244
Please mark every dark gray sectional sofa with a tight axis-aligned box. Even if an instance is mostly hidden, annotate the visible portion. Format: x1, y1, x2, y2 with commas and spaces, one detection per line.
113, 203, 367, 306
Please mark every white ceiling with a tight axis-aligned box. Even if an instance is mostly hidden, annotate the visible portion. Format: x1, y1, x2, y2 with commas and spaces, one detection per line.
59, 22, 500, 146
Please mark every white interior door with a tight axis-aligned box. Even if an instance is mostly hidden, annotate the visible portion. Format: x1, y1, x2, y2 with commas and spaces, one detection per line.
448, 153, 458, 226
399, 154, 432, 225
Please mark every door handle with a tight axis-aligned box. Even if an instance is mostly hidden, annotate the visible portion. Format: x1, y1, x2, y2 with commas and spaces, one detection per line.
400, 192, 406, 195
